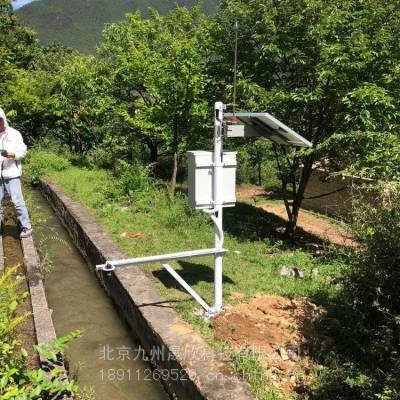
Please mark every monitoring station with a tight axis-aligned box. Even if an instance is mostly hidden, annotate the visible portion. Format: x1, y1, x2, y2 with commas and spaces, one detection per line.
96, 102, 312, 317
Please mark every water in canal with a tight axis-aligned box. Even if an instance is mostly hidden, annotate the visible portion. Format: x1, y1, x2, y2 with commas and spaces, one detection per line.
31, 190, 169, 400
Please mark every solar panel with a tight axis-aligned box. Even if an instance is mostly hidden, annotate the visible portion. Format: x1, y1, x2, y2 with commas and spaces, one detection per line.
224, 112, 312, 148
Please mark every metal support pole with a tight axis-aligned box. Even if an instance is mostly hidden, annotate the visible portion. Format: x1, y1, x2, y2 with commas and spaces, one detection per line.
162, 264, 212, 313
212, 101, 224, 315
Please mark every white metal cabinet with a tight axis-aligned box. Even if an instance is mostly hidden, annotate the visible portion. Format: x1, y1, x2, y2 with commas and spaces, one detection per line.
187, 151, 237, 209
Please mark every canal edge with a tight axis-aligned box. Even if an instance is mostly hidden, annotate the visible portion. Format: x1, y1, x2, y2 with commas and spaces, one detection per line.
21, 231, 72, 396
39, 179, 256, 400
0, 222, 4, 274
0, 219, 6, 276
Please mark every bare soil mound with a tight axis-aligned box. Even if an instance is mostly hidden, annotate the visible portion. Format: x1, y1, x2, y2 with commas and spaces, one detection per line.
212, 294, 326, 393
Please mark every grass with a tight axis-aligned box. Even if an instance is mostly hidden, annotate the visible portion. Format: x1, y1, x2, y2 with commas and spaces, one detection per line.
16, 0, 219, 53
37, 164, 347, 398
46, 166, 343, 302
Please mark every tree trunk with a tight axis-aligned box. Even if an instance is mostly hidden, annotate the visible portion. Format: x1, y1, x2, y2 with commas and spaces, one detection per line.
171, 151, 178, 197
146, 140, 158, 163
170, 115, 179, 197
284, 157, 314, 241
258, 162, 262, 186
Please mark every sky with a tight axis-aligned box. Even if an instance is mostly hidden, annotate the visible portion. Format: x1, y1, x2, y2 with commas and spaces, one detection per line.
12, 0, 39, 10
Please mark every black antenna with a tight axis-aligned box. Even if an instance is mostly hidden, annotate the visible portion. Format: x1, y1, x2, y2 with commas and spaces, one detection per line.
233, 20, 239, 116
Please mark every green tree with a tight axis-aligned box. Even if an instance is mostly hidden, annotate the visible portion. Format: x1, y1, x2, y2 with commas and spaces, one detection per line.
0, 0, 36, 69
99, 6, 210, 194
48, 53, 115, 154
0, 3, 80, 144
210, 0, 400, 239
0, 0, 38, 133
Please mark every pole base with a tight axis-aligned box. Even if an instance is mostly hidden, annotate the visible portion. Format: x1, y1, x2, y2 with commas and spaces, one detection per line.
203, 307, 224, 320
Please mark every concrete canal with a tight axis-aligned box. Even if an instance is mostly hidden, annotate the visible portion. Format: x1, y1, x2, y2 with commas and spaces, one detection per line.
30, 189, 169, 400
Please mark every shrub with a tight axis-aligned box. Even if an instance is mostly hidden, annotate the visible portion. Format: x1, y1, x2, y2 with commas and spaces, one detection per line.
311, 183, 400, 399
25, 147, 71, 183
114, 159, 153, 200
85, 145, 116, 169
343, 184, 400, 398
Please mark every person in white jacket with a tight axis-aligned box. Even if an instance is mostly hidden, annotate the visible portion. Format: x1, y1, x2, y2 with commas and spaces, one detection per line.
0, 108, 32, 238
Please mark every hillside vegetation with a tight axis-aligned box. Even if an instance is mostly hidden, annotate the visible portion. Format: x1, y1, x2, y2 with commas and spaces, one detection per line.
16, 0, 218, 52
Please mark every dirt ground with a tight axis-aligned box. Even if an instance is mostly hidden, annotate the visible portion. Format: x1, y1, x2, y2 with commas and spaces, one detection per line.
212, 294, 326, 394
236, 185, 356, 247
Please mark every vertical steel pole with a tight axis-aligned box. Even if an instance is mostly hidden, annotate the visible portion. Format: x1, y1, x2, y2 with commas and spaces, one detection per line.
213, 101, 224, 314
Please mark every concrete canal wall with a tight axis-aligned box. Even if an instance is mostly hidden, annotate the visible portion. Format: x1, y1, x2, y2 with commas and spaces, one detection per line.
0, 233, 3, 274
21, 230, 71, 392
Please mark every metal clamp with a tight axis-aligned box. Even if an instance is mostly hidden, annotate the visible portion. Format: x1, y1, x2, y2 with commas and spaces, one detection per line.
102, 262, 115, 273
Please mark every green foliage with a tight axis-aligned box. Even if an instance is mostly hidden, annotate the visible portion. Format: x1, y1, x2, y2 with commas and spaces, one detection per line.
99, 6, 211, 191
0, 0, 40, 140
25, 144, 71, 183
211, 0, 400, 236
0, 265, 29, 344
346, 184, 400, 379
321, 130, 400, 180
53, 57, 111, 153
8, 5, 214, 184
0, 265, 80, 399
0, 0, 36, 69
307, 183, 400, 399
84, 145, 116, 169
213, 0, 400, 157
234, 140, 280, 188
114, 159, 154, 199
35, 331, 82, 363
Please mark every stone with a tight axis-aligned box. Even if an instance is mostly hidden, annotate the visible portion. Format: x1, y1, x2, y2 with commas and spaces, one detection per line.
278, 347, 289, 361
279, 266, 304, 279
286, 345, 300, 361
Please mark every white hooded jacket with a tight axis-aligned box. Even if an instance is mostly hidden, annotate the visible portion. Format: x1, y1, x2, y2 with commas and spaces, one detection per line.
0, 108, 27, 179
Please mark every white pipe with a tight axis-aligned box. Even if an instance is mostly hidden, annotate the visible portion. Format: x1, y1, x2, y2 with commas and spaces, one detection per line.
162, 264, 211, 313
96, 247, 227, 270
213, 102, 224, 314
210, 213, 224, 248
202, 209, 224, 247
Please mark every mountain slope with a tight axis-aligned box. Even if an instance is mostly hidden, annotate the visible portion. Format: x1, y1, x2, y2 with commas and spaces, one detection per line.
16, 0, 218, 53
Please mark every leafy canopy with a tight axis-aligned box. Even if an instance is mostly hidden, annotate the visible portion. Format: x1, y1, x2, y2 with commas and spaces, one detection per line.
212, 0, 400, 179
98, 7, 211, 159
